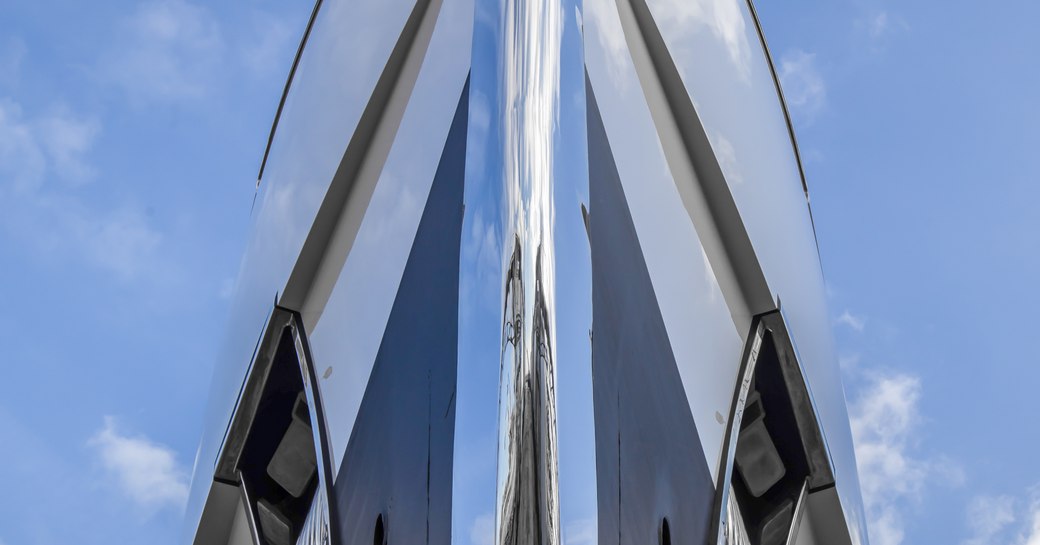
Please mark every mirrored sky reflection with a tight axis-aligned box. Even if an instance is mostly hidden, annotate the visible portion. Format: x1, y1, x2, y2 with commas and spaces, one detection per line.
2, 1, 1036, 545
584, 0, 864, 540
497, 0, 565, 540
455, 0, 597, 543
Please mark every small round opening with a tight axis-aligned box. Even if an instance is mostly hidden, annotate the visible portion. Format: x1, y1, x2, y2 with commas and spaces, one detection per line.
374, 514, 386, 545
660, 517, 671, 545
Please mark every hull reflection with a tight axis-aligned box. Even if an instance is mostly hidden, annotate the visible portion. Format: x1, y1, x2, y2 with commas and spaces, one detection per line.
497, 239, 560, 545
493, 0, 565, 543
183, 0, 869, 544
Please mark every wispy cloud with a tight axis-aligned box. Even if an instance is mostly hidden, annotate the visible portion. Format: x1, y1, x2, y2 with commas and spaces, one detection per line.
467, 87, 492, 179
0, 98, 47, 189
0, 98, 100, 187
1022, 501, 1040, 545
954, 490, 1040, 545
73, 204, 164, 279
89, 416, 190, 511
36, 107, 101, 184
470, 513, 494, 545
851, 372, 962, 545
564, 518, 596, 545
712, 134, 743, 186
778, 49, 826, 125
868, 11, 892, 39
838, 353, 861, 372
240, 11, 298, 79
585, 0, 630, 89
0, 37, 27, 89
655, 0, 752, 80
218, 276, 235, 300
860, 10, 909, 42
852, 373, 923, 545
586, 0, 753, 88
0, 97, 164, 281
837, 309, 866, 332
962, 494, 1015, 545
104, 0, 223, 103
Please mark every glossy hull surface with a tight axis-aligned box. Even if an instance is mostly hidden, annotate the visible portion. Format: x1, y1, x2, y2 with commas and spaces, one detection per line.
185, 1, 869, 544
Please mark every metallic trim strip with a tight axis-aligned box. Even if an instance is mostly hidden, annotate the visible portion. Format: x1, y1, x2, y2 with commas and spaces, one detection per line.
237, 471, 264, 545
295, 489, 331, 545
785, 479, 811, 545
742, 0, 815, 215
256, 0, 326, 184
287, 309, 340, 545
279, 0, 444, 330
708, 315, 765, 545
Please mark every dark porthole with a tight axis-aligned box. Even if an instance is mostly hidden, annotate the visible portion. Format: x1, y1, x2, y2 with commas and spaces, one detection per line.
660, 517, 671, 545
374, 514, 386, 545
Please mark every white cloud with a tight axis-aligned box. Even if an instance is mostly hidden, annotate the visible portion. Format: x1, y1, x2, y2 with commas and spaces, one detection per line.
962, 495, 1015, 545
240, 11, 298, 78
839, 353, 861, 372
585, 0, 630, 89
471, 88, 491, 134
585, 0, 753, 87
105, 0, 223, 102
851, 372, 960, 545
803, 147, 825, 164
470, 513, 494, 545
0, 98, 100, 188
564, 518, 596, 545
952, 491, 1040, 545
74, 204, 164, 279
778, 49, 826, 124
0, 98, 47, 190
0, 97, 164, 281
655, 0, 752, 80
36, 108, 101, 184
869, 12, 892, 39
468, 88, 492, 178
218, 277, 235, 300
860, 10, 909, 42
11, 195, 163, 281
837, 310, 866, 332
89, 416, 189, 511
712, 133, 743, 186
1021, 502, 1040, 545
0, 37, 27, 88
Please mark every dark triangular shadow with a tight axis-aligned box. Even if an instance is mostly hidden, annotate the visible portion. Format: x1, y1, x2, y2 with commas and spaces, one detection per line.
587, 72, 715, 545
334, 77, 469, 545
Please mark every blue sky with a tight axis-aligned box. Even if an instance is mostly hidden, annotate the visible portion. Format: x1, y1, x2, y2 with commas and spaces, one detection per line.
757, 1, 1040, 544
0, 0, 310, 543
0, 1, 1036, 545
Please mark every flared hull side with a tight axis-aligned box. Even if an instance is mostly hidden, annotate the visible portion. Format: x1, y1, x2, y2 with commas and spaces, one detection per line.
185, 1, 868, 544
